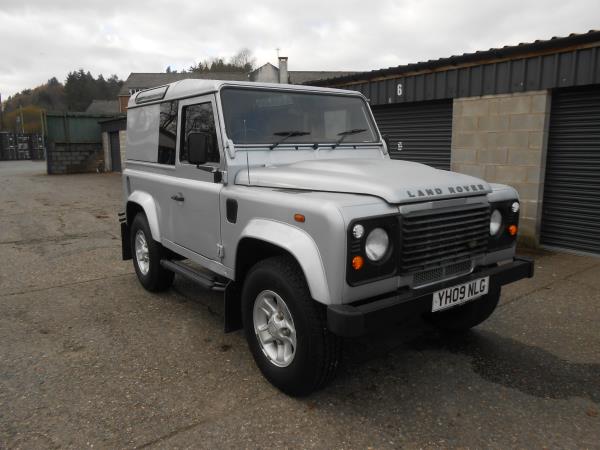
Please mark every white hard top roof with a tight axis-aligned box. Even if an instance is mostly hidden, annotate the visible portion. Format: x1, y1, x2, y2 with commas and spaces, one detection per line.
129, 79, 364, 108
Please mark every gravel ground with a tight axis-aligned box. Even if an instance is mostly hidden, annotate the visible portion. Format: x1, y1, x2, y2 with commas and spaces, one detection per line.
0, 161, 598, 449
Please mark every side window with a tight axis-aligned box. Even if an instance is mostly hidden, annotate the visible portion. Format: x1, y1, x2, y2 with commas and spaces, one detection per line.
180, 102, 220, 164
158, 101, 178, 165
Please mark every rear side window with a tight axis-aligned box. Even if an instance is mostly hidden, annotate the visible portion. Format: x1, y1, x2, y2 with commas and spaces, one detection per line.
180, 102, 220, 164
158, 101, 178, 165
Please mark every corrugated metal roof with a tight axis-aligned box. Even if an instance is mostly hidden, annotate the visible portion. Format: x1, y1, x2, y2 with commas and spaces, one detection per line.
309, 30, 600, 86
288, 71, 358, 84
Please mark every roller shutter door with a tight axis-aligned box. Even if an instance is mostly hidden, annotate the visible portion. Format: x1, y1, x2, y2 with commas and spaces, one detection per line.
540, 85, 600, 255
371, 100, 452, 170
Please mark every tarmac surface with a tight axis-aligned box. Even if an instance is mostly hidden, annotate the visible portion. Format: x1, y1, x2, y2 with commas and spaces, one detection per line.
0, 161, 598, 449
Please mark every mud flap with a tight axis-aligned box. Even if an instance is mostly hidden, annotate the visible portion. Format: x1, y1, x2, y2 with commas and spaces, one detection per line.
224, 281, 243, 333
120, 219, 132, 260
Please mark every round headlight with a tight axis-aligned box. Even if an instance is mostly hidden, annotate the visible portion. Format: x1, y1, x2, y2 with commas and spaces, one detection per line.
365, 228, 389, 261
352, 224, 365, 239
490, 209, 502, 236
511, 201, 520, 213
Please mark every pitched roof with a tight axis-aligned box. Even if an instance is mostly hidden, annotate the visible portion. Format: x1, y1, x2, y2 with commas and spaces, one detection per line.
119, 72, 249, 96
309, 29, 600, 85
85, 100, 120, 114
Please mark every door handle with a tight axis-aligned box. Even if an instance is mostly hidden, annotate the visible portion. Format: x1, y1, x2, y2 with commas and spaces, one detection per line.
171, 194, 184, 202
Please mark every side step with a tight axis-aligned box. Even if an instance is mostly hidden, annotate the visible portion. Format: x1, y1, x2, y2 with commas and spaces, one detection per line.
160, 260, 227, 292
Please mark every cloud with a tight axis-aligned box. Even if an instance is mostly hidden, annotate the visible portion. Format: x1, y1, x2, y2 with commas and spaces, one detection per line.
1, 0, 599, 98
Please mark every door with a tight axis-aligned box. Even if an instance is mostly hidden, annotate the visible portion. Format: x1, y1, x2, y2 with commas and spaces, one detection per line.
371, 99, 452, 170
168, 95, 224, 261
109, 131, 122, 171
540, 85, 600, 255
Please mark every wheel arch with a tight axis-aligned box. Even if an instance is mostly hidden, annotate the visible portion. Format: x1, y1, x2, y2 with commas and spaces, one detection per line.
235, 219, 331, 304
224, 220, 331, 334
126, 191, 161, 241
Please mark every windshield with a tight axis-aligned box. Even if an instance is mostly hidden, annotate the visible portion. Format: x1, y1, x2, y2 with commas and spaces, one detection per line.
220, 87, 378, 146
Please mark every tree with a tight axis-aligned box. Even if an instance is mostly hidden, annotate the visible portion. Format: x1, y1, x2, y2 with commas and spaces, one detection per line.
1, 105, 44, 133
1, 70, 124, 115
189, 48, 256, 73
230, 48, 256, 73
64, 69, 124, 111
2, 78, 67, 113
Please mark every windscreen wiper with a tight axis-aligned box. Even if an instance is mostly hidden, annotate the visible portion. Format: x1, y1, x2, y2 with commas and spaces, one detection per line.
332, 128, 367, 148
270, 130, 310, 150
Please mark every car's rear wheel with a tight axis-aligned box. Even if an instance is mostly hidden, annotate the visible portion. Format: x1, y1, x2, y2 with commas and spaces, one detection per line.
242, 256, 342, 397
426, 284, 501, 333
130, 213, 174, 292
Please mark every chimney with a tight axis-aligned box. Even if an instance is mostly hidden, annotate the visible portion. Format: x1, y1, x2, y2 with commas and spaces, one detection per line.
278, 56, 288, 84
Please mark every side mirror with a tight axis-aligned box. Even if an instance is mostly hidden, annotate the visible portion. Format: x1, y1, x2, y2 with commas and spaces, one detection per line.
188, 132, 210, 165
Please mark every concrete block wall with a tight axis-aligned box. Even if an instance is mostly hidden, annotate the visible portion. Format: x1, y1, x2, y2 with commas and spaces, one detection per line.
451, 91, 550, 245
47, 142, 104, 175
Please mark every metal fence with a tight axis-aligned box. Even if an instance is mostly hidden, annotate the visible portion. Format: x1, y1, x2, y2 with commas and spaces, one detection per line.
45, 112, 114, 145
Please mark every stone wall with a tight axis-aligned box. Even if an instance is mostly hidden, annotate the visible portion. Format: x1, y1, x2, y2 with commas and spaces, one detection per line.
47, 142, 104, 174
451, 91, 550, 245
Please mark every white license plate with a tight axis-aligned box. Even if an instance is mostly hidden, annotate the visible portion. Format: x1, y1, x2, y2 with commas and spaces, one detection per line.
432, 276, 489, 312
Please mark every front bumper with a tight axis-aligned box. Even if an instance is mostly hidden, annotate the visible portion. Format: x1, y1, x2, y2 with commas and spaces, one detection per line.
327, 256, 534, 337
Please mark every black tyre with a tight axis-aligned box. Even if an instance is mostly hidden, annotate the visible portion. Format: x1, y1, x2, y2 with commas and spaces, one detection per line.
130, 213, 174, 292
241, 256, 342, 397
426, 284, 501, 333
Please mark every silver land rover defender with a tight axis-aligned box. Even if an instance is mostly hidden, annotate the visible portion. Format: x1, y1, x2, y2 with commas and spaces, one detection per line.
120, 80, 534, 396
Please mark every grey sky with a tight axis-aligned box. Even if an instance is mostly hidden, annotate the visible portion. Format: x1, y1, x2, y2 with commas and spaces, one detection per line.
1, 0, 599, 98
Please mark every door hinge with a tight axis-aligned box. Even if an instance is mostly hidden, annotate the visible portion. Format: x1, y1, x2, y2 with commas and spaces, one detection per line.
217, 244, 225, 259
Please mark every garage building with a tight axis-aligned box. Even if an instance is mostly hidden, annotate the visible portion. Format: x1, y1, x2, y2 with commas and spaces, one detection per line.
310, 31, 600, 256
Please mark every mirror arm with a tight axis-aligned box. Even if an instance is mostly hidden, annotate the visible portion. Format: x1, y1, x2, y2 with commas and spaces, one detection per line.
196, 165, 218, 173
196, 164, 223, 183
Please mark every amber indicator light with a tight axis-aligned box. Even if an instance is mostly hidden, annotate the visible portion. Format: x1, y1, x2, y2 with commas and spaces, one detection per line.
294, 213, 305, 223
352, 255, 364, 270
507, 224, 518, 236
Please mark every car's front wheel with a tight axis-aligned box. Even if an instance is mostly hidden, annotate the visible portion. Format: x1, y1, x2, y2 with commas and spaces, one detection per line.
242, 256, 342, 397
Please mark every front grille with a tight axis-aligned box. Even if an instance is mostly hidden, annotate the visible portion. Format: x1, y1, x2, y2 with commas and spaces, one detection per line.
399, 203, 489, 273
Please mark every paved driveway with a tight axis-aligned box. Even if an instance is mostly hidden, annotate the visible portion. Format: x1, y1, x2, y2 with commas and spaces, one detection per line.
0, 161, 598, 449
